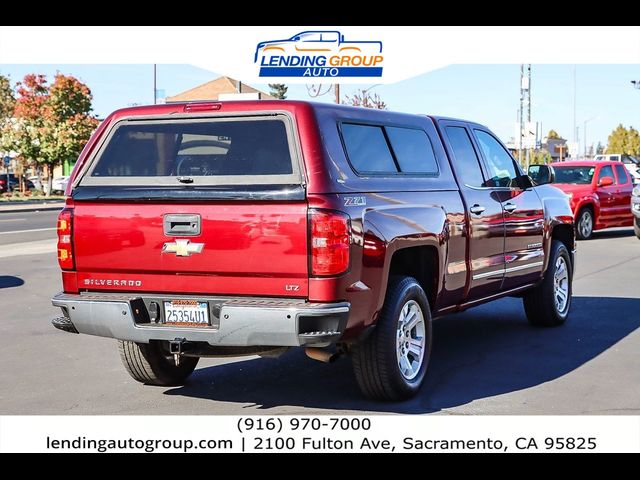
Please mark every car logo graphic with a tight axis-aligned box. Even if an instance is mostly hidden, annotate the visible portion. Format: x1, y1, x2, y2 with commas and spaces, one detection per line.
255, 30, 383, 78
162, 240, 204, 257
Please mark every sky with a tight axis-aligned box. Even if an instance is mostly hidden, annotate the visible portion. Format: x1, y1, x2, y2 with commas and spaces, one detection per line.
1, 63, 638, 151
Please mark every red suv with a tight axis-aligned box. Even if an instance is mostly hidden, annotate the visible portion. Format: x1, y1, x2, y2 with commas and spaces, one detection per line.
541, 160, 634, 239
51, 101, 575, 400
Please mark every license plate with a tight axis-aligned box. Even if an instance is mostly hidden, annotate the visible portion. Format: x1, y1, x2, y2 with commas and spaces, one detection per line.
163, 300, 209, 327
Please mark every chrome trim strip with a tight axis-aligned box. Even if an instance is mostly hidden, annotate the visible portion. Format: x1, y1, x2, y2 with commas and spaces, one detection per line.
472, 269, 504, 280
505, 261, 544, 273
472, 261, 544, 280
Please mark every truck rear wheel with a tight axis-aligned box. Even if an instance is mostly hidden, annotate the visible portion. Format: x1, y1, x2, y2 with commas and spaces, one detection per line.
118, 340, 199, 386
523, 240, 572, 327
352, 276, 432, 401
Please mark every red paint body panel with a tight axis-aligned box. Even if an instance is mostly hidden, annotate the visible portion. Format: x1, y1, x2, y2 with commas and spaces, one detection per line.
551, 160, 634, 230
72, 202, 308, 297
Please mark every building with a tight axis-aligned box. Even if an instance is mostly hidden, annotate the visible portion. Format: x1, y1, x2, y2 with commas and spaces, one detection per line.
166, 76, 274, 102
543, 137, 569, 162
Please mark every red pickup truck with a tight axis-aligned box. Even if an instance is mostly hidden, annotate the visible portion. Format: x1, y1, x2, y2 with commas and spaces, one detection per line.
537, 160, 634, 239
52, 101, 575, 401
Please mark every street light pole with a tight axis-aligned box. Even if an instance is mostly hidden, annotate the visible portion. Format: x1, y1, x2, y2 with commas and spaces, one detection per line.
153, 64, 157, 105
583, 116, 597, 158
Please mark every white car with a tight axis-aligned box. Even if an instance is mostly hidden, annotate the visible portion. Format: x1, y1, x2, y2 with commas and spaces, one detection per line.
594, 154, 640, 184
28, 176, 43, 191
49, 176, 69, 194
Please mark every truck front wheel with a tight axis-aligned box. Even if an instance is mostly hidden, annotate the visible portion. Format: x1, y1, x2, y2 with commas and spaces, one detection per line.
576, 207, 593, 240
352, 276, 432, 401
634, 218, 640, 239
118, 340, 199, 386
523, 240, 572, 327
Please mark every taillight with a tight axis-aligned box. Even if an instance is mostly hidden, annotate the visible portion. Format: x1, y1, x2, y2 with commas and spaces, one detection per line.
57, 208, 74, 270
310, 209, 350, 276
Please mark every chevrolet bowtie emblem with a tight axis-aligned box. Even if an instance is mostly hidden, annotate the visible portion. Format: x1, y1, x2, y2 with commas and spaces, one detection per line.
162, 239, 204, 257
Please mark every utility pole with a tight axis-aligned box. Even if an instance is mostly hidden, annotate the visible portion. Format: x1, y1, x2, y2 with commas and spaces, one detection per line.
526, 64, 532, 169
519, 65, 524, 166
334, 84, 340, 104
519, 64, 532, 168
583, 116, 597, 158
572, 66, 577, 156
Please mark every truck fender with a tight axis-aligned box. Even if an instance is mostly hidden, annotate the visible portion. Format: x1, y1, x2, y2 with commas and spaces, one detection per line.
539, 195, 575, 275
360, 205, 447, 325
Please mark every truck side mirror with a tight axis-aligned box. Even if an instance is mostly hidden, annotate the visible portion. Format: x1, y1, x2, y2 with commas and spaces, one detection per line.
598, 176, 614, 187
527, 164, 555, 185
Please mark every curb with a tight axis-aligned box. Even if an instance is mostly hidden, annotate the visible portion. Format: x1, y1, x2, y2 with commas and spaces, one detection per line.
0, 203, 65, 213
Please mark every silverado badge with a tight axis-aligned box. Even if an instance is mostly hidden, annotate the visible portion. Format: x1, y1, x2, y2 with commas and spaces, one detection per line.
162, 239, 204, 257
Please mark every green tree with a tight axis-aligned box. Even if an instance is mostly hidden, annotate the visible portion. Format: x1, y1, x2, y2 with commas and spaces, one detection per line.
0, 75, 16, 152
547, 129, 561, 140
627, 126, 640, 156
606, 124, 628, 154
268, 83, 288, 99
9, 73, 99, 195
529, 150, 552, 165
343, 89, 387, 109
596, 141, 604, 155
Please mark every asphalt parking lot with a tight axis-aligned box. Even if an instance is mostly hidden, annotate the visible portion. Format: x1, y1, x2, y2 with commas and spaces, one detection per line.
0, 209, 638, 415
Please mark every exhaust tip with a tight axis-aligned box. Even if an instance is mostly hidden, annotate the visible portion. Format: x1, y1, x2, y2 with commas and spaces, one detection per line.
305, 347, 340, 363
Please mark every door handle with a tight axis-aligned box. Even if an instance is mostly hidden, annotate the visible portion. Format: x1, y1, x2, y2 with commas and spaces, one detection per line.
503, 203, 517, 214
469, 204, 486, 215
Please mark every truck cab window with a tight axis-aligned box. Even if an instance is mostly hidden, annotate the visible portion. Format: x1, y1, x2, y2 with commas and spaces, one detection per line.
474, 130, 520, 188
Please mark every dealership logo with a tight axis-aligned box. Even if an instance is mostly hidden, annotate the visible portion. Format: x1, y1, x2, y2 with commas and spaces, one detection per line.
255, 30, 383, 78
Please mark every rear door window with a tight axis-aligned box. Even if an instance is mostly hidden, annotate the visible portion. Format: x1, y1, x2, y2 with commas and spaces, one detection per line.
445, 126, 485, 187
81, 116, 300, 186
614, 164, 629, 184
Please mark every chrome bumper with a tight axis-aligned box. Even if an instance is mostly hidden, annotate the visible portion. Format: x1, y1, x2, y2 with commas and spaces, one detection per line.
51, 292, 349, 347
632, 197, 640, 218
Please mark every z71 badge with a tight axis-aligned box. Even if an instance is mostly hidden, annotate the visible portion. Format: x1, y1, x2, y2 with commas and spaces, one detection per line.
344, 196, 366, 207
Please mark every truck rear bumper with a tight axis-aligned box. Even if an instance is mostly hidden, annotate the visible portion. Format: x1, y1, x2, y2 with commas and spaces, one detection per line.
51, 292, 349, 347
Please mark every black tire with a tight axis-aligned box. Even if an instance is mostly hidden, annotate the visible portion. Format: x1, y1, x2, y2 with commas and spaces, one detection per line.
352, 276, 432, 401
523, 240, 572, 327
634, 218, 640, 240
118, 340, 199, 386
575, 207, 593, 240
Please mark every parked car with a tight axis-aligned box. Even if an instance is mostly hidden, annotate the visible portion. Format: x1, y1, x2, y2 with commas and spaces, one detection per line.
52, 101, 575, 401
0, 174, 35, 193
530, 160, 634, 239
632, 184, 640, 239
49, 176, 69, 194
594, 153, 640, 184
28, 175, 43, 191
53, 176, 70, 193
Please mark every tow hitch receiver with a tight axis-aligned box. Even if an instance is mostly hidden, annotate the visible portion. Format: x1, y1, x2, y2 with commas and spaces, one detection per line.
169, 338, 187, 366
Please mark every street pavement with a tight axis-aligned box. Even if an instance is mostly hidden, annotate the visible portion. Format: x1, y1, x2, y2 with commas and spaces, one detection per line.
0, 209, 638, 415
0, 210, 60, 246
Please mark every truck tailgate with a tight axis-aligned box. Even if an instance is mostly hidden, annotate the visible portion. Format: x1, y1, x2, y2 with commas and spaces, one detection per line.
73, 202, 309, 297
